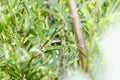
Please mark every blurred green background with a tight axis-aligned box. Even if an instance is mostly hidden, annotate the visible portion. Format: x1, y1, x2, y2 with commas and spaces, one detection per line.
0, 0, 119, 80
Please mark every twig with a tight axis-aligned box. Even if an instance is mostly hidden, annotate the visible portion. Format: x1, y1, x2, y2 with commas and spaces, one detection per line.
67, 0, 88, 72
58, 18, 66, 80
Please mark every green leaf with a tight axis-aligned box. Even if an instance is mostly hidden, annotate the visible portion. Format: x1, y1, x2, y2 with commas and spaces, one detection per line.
23, 0, 31, 14
48, 24, 58, 38
52, 52, 56, 71
45, 45, 61, 52
24, 13, 29, 29
0, 26, 5, 33
36, 23, 44, 42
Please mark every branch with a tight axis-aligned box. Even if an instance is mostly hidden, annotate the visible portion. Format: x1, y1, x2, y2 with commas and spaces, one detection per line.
67, 0, 88, 72
58, 18, 66, 80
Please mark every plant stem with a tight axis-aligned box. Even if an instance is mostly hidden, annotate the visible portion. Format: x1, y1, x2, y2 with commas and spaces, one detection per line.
67, 0, 88, 72
58, 18, 66, 80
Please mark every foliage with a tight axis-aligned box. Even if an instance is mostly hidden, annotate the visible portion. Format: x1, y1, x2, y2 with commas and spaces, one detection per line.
0, 0, 119, 80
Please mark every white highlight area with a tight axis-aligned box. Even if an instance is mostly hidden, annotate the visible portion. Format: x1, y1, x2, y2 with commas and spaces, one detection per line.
65, 69, 91, 80
99, 22, 120, 80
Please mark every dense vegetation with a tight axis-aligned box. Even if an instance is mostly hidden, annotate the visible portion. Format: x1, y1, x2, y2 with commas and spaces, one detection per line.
0, 0, 119, 80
